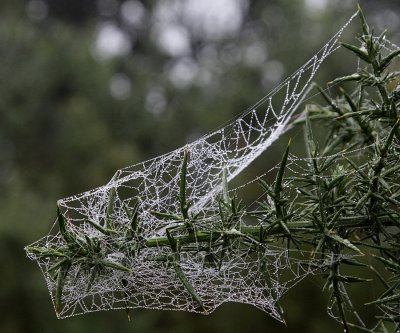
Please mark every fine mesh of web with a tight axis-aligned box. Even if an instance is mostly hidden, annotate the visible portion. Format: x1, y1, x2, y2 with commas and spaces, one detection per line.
26, 13, 359, 320
31, 231, 335, 320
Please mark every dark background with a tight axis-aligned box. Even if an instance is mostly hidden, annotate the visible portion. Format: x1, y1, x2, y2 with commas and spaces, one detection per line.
1, 1, 399, 332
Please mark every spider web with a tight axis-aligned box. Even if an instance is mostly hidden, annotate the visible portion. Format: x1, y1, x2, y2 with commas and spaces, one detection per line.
26, 13, 360, 320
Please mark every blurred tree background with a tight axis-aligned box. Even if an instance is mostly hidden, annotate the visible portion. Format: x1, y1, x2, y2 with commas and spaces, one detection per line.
1, 0, 399, 332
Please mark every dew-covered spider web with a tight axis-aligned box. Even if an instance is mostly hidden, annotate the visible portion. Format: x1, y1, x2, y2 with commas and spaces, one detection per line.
26, 13, 363, 321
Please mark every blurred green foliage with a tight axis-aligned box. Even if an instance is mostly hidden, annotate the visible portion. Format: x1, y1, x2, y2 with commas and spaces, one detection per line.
1, 0, 399, 332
